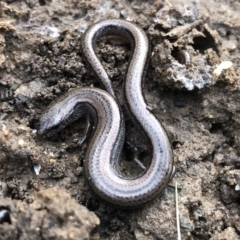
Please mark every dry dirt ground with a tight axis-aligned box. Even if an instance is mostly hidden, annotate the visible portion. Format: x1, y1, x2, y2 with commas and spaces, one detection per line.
0, 0, 240, 239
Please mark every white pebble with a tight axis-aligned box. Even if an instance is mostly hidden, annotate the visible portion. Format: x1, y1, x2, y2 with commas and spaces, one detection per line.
213, 61, 233, 77
32, 129, 37, 134
34, 164, 41, 175
18, 139, 26, 147
235, 184, 240, 191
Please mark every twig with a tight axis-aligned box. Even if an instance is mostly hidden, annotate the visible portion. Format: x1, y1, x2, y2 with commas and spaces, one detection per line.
175, 182, 181, 240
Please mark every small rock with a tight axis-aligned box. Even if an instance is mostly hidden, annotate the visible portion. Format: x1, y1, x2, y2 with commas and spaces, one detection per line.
70, 177, 79, 184
213, 153, 224, 165
224, 170, 240, 186
34, 164, 41, 175
18, 139, 26, 148
75, 167, 83, 177
235, 184, 240, 191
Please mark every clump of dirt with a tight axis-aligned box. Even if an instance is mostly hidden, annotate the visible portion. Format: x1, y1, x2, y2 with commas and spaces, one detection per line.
0, 187, 99, 240
0, 0, 240, 239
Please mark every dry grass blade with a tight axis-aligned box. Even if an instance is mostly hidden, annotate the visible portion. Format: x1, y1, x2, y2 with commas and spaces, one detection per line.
166, 0, 172, 7
175, 182, 181, 240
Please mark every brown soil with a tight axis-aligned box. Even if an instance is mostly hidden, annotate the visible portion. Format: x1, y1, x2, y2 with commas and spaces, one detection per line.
0, 0, 240, 239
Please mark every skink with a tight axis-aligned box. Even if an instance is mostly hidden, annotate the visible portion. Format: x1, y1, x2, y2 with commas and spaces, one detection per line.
39, 19, 174, 207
